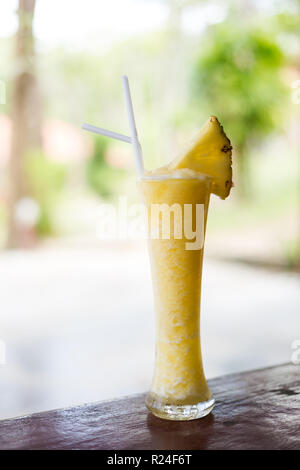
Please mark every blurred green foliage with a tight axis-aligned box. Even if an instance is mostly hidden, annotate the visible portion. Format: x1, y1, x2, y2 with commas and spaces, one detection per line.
191, 24, 288, 191
25, 152, 66, 235
283, 238, 300, 270
86, 135, 126, 198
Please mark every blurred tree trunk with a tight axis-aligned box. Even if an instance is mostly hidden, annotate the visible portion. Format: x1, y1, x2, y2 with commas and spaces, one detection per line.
6, 0, 41, 248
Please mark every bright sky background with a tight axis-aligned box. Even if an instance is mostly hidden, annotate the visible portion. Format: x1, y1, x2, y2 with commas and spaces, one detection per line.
0, 0, 167, 49
0, 0, 229, 51
1, 0, 288, 53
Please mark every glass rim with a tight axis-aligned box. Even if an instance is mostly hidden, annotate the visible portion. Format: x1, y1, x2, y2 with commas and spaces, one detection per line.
138, 173, 212, 182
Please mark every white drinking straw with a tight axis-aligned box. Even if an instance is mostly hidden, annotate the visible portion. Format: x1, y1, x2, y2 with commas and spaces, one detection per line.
82, 76, 144, 177
122, 75, 144, 176
82, 123, 131, 144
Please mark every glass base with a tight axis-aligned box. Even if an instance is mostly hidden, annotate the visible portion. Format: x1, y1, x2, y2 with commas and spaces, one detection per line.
146, 393, 215, 421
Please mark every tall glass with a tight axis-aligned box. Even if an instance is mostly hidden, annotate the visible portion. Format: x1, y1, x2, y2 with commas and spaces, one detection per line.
140, 174, 214, 420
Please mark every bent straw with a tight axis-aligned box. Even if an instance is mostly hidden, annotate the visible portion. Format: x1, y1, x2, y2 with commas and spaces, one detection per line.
82, 123, 131, 144
82, 77, 144, 176
122, 75, 144, 176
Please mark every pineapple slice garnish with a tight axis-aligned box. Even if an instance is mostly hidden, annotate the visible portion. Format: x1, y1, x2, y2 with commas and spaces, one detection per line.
169, 116, 233, 199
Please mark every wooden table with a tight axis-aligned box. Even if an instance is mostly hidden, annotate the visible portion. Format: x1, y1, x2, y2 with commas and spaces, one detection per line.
0, 363, 299, 450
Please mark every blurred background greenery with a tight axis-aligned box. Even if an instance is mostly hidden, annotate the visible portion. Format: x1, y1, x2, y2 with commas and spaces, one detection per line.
0, 0, 300, 419
0, 0, 299, 269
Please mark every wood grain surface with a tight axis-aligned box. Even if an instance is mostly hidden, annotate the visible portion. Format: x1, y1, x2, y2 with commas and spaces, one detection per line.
0, 363, 299, 450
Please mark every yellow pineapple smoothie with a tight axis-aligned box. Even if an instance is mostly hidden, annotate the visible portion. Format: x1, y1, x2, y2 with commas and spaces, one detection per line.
140, 172, 213, 420
141, 116, 233, 420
